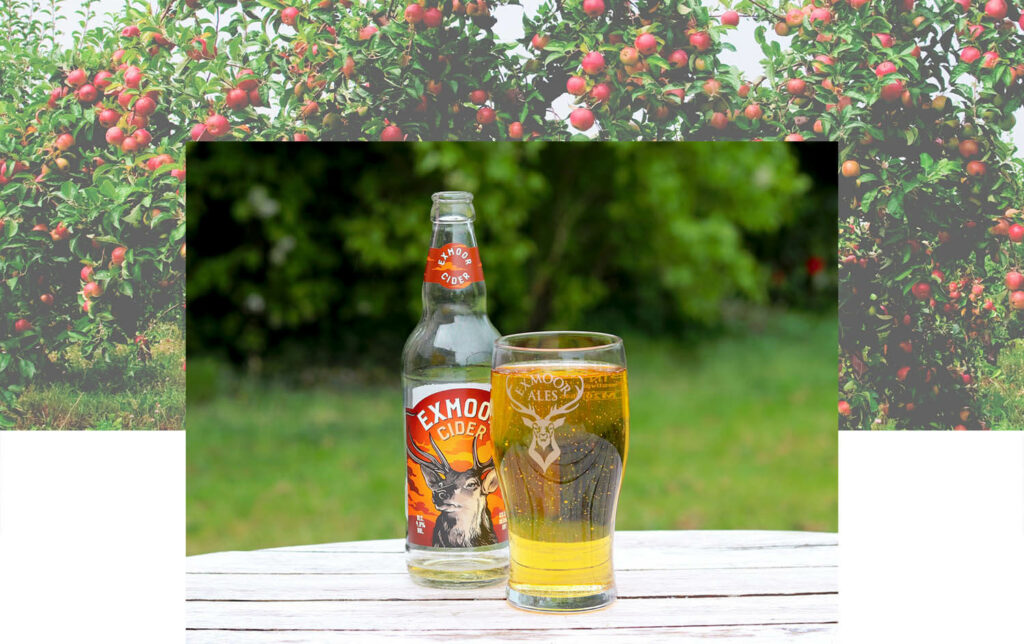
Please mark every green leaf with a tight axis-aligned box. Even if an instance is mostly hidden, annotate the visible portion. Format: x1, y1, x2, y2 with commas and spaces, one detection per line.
17, 357, 35, 380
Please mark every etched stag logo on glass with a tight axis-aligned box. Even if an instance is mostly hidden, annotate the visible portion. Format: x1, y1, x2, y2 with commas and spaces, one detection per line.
504, 375, 584, 472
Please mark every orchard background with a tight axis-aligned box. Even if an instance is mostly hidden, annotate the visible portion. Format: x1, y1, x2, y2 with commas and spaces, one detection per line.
2, 0, 1024, 428
185, 141, 839, 553
0, 0, 185, 428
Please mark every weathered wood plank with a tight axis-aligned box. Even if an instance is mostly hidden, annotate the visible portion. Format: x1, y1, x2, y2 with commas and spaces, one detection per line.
186, 594, 837, 631
186, 623, 838, 643
256, 531, 836, 554
186, 566, 837, 601
187, 546, 835, 575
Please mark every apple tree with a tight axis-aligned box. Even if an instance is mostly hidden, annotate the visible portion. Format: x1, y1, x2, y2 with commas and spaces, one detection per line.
731, 0, 1024, 428
0, 1, 186, 418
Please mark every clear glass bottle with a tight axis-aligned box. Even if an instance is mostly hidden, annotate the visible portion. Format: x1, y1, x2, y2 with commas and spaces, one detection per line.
402, 191, 508, 587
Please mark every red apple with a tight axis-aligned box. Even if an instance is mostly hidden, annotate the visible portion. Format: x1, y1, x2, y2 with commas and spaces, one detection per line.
810, 7, 831, 23
1006, 271, 1024, 290
1011, 291, 1024, 310
475, 106, 496, 124
50, 224, 70, 241
569, 107, 595, 131
635, 33, 657, 56
226, 88, 249, 111
236, 69, 259, 91
961, 46, 981, 63
55, 133, 74, 151
98, 109, 120, 127
958, 139, 980, 158
911, 282, 932, 300
581, 51, 605, 75
531, 34, 549, 50
566, 76, 587, 95
14, 319, 32, 333
281, 6, 300, 25
105, 126, 125, 146
721, 10, 739, 26
966, 160, 986, 176
985, 0, 1007, 20
703, 78, 722, 96
423, 7, 442, 27
81, 266, 94, 282
380, 125, 404, 141
111, 246, 127, 265
582, 0, 605, 17
668, 49, 688, 68
880, 81, 905, 102
93, 70, 113, 89
190, 123, 212, 142
66, 68, 87, 87
398, 3, 420, 24
508, 121, 523, 139
124, 66, 142, 88
1009, 224, 1024, 242
688, 31, 711, 51
83, 281, 103, 298
590, 83, 611, 102
875, 61, 897, 77
205, 113, 230, 138
77, 84, 98, 103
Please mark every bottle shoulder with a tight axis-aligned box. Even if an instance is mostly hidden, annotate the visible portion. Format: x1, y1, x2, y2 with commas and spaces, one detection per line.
403, 312, 499, 374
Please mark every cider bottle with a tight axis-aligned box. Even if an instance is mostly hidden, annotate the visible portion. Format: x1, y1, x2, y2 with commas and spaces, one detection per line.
402, 191, 509, 587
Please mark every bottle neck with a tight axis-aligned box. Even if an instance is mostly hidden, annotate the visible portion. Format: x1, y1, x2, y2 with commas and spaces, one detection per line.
422, 220, 488, 316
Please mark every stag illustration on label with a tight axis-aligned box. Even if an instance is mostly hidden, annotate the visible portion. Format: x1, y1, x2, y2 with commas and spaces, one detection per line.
405, 387, 508, 548
505, 375, 585, 472
424, 243, 484, 290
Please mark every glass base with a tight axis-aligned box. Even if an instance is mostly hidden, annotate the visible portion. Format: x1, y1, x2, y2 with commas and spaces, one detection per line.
506, 586, 616, 613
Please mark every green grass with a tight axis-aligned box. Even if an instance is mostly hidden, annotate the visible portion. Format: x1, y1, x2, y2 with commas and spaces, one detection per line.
13, 322, 185, 430
186, 311, 838, 555
978, 339, 1024, 430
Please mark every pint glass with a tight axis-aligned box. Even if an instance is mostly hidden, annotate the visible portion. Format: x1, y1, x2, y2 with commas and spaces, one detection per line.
490, 332, 629, 612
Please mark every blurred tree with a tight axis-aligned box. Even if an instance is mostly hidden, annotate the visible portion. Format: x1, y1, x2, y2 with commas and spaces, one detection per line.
186, 142, 832, 372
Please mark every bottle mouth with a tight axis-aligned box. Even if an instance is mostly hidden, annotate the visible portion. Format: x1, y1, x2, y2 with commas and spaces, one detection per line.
431, 191, 475, 223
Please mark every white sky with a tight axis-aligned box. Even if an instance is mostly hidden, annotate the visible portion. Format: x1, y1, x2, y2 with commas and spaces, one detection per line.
51, 0, 1024, 150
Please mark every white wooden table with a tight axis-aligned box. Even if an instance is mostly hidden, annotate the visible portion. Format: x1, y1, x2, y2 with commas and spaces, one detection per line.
186, 530, 837, 642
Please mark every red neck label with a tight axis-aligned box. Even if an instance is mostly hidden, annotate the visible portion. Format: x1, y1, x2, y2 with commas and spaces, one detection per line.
424, 243, 484, 290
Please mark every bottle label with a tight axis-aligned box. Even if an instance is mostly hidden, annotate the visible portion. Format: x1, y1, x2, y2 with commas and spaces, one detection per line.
424, 243, 484, 290
406, 384, 508, 548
